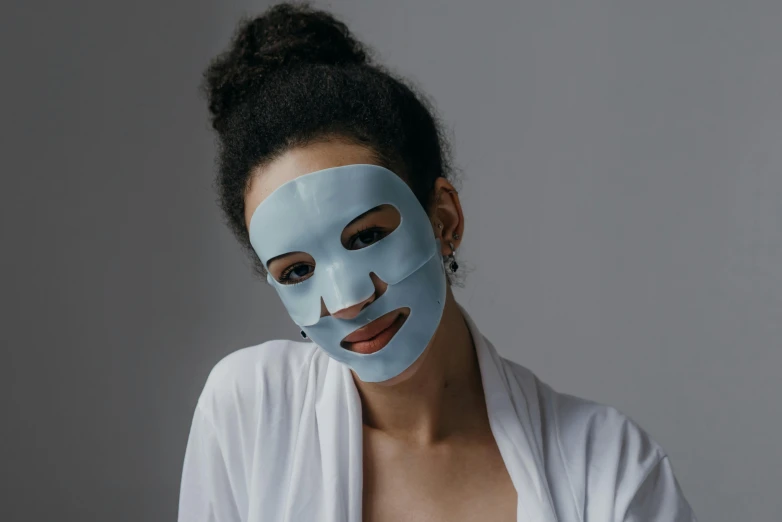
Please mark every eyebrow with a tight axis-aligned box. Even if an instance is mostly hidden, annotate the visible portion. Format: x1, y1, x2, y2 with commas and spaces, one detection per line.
265, 206, 386, 268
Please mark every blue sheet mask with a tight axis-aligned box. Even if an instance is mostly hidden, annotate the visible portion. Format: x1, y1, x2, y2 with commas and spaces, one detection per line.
248, 164, 447, 382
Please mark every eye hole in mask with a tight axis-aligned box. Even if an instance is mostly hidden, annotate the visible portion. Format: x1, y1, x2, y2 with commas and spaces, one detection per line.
269, 204, 401, 285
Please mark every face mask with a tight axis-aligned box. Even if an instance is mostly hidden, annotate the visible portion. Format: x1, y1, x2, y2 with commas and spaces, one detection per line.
248, 164, 446, 382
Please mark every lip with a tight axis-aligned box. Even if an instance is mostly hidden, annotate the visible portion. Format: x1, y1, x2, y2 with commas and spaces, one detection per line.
341, 309, 408, 355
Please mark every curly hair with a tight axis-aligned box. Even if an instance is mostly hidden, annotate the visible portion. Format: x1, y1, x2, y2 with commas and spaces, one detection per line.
201, 1, 456, 278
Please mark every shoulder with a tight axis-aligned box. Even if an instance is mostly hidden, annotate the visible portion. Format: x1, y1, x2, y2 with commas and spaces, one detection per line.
502, 359, 686, 518
548, 386, 666, 469
541, 385, 695, 520
180, 340, 332, 520
195, 339, 327, 426
503, 358, 665, 467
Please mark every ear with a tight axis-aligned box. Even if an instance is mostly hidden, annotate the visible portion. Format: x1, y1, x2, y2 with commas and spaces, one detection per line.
429, 177, 465, 256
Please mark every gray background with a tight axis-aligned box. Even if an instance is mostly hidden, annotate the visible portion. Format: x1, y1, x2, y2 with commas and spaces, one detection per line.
2, 0, 780, 520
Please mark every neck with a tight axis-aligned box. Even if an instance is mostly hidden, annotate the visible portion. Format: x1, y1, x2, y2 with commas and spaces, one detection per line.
352, 290, 489, 446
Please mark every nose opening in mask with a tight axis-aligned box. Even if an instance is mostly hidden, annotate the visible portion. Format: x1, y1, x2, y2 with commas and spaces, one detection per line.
325, 271, 391, 319
322, 269, 375, 317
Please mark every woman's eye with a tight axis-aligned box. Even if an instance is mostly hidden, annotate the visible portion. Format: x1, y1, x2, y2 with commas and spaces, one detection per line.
279, 263, 314, 284
348, 228, 387, 250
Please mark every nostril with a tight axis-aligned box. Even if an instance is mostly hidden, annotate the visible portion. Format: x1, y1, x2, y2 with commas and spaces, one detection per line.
325, 272, 385, 318
369, 271, 388, 299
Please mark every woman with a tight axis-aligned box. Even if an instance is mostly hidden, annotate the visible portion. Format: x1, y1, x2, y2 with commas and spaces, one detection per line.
178, 3, 696, 521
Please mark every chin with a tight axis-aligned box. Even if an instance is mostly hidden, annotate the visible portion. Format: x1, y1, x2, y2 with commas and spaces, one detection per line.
369, 339, 434, 387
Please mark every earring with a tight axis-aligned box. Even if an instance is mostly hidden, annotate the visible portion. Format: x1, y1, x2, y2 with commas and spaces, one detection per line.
300, 330, 308, 339
437, 222, 444, 230
447, 241, 459, 273
453, 233, 460, 240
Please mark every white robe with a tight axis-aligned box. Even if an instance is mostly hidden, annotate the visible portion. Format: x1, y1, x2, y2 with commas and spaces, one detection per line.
178, 311, 696, 521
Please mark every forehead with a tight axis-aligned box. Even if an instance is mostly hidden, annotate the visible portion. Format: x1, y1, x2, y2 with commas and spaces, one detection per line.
244, 140, 381, 228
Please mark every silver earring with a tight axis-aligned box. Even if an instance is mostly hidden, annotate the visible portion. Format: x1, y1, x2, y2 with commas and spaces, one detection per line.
453, 233, 460, 240
447, 241, 459, 273
437, 222, 444, 230
300, 330, 308, 339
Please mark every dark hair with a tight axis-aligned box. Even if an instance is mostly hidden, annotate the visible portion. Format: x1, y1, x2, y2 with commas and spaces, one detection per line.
201, 1, 455, 277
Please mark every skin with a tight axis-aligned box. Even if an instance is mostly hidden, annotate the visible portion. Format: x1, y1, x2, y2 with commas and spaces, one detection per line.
244, 138, 517, 521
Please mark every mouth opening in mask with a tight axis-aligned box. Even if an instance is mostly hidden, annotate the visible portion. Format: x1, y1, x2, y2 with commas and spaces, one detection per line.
340, 307, 410, 355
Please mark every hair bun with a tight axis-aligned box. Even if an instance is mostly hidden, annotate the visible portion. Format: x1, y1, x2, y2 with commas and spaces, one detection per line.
249, 3, 370, 68
204, 2, 372, 131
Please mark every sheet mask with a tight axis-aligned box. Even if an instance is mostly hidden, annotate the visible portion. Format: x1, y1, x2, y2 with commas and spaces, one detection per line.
249, 164, 447, 382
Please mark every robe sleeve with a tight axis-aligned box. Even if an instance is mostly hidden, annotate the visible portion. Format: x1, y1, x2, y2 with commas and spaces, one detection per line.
177, 403, 243, 522
623, 456, 697, 522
